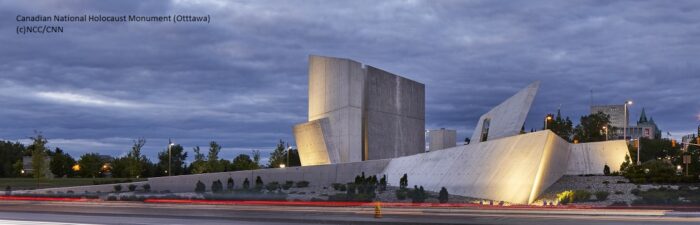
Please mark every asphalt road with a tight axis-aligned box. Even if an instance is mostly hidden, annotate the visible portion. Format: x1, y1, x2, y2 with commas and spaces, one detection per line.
1, 201, 699, 225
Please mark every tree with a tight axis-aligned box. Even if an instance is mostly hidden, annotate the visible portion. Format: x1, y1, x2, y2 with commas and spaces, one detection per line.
573, 112, 611, 143
0, 141, 26, 177
29, 132, 49, 179
284, 148, 301, 167
190, 146, 208, 174
157, 144, 187, 176
438, 187, 449, 203
207, 141, 224, 172
603, 164, 611, 176
231, 154, 259, 171
125, 138, 146, 178
267, 140, 287, 168
549, 109, 574, 142
49, 148, 76, 178
78, 153, 104, 178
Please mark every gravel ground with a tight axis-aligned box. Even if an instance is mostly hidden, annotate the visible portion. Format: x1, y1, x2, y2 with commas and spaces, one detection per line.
535, 175, 639, 206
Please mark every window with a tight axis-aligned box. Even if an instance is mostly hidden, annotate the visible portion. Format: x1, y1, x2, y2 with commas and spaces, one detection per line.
480, 118, 490, 142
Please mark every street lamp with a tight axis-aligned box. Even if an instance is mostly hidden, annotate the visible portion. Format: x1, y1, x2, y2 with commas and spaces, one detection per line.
624, 100, 633, 141
168, 141, 175, 176
279, 164, 286, 168
286, 146, 292, 168
602, 126, 608, 141
544, 115, 553, 130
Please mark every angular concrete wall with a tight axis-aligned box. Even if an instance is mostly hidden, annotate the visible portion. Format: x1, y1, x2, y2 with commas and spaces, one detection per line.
428, 128, 457, 151
365, 66, 425, 160
382, 130, 569, 204
306, 55, 366, 164
148, 160, 390, 193
293, 118, 337, 166
295, 55, 424, 165
470, 82, 539, 144
566, 140, 629, 175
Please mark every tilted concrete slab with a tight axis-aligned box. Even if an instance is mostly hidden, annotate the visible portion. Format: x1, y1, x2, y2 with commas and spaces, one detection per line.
566, 140, 629, 175
382, 130, 570, 204
470, 82, 539, 144
293, 118, 337, 166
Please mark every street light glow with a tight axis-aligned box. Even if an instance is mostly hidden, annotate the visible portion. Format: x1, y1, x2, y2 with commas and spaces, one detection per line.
626, 100, 633, 105
279, 164, 286, 168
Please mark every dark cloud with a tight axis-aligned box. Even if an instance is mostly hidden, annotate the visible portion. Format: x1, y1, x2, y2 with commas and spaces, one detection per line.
1, 0, 699, 162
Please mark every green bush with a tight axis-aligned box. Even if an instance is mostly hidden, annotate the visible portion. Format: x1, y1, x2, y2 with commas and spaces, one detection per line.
282, 181, 293, 190
113, 185, 122, 192
211, 180, 223, 193
630, 189, 640, 196
128, 184, 137, 192
409, 186, 427, 203
557, 190, 592, 204
243, 178, 250, 190
227, 177, 234, 191
595, 191, 609, 201
438, 187, 449, 203
142, 184, 151, 192
332, 183, 343, 191
296, 181, 310, 188
255, 176, 264, 191
195, 180, 206, 193
379, 174, 387, 191
265, 182, 280, 192
604, 164, 611, 175
396, 188, 407, 200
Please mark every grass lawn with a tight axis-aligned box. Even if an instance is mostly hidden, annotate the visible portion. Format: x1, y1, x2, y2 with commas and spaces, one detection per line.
0, 178, 146, 190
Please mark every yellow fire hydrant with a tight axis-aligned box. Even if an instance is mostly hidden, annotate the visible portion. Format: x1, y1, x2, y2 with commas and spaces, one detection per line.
374, 201, 382, 218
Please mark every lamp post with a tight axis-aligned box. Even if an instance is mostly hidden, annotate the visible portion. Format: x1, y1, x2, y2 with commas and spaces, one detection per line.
168, 141, 175, 176
286, 146, 292, 168
544, 115, 553, 130
624, 100, 633, 141
602, 126, 608, 141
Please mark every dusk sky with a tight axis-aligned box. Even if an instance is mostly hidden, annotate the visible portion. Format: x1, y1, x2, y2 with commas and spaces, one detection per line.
2, 0, 699, 163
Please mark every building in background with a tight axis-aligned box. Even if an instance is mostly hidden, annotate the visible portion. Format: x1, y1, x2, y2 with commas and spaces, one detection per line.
627, 108, 662, 140
427, 128, 456, 151
590, 104, 627, 139
21, 156, 52, 178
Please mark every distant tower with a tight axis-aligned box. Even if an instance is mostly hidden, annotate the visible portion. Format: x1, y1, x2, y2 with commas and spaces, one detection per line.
697, 124, 700, 136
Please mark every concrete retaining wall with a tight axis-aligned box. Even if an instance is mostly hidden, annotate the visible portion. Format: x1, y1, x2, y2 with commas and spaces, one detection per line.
566, 140, 629, 175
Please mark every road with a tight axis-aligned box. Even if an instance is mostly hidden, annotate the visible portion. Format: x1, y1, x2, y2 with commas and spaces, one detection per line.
0, 201, 699, 225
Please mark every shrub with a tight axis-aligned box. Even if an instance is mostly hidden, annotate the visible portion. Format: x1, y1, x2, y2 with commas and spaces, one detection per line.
282, 181, 293, 190
630, 189, 640, 196
113, 185, 122, 192
332, 183, 343, 191
296, 181, 310, 188
614, 191, 624, 195
107, 196, 117, 201
557, 190, 592, 204
379, 175, 387, 191
255, 176, 264, 191
603, 164, 611, 175
227, 177, 234, 191
400, 174, 408, 189
595, 191, 610, 201
346, 183, 356, 195
142, 184, 151, 192
409, 186, 427, 203
602, 181, 610, 185
128, 184, 137, 192
265, 182, 280, 192
212, 180, 224, 193
195, 180, 206, 193
438, 187, 449, 203
243, 178, 250, 190
67, 190, 74, 194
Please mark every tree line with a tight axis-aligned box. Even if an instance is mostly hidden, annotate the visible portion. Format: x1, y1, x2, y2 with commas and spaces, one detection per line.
0, 133, 301, 179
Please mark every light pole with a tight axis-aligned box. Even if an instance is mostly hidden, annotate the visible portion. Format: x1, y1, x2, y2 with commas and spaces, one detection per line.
168, 141, 175, 176
624, 100, 633, 141
602, 126, 608, 141
286, 146, 292, 168
544, 115, 553, 130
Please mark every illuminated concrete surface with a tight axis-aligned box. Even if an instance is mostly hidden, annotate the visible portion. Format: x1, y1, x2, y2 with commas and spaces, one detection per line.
383, 130, 570, 204
566, 140, 629, 175
294, 55, 424, 165
293, 118, 336, 166
470, 82, 539, 144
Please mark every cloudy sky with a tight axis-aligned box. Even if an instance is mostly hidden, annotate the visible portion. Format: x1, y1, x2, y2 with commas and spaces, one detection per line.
1, 0, 699, 163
